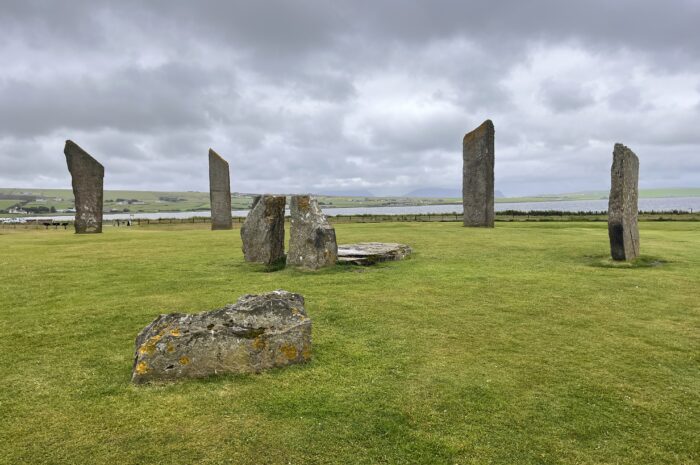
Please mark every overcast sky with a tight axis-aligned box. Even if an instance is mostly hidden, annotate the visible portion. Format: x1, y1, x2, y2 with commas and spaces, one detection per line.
1, 1, 699, 196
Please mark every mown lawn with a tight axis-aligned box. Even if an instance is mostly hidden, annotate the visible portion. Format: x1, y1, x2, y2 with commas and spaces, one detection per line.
0, 222, 698, 464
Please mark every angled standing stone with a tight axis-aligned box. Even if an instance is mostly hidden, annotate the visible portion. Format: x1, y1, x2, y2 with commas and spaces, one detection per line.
462, 120, 495, 227
608, 143, 640, 261
208, 148, 232, 230
241, 195, 286, 265
287, 195, 337, 269
64, 140, 104, 234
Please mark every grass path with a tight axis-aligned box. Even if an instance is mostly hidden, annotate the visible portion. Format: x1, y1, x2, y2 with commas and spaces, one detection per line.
1, 222, 698, 464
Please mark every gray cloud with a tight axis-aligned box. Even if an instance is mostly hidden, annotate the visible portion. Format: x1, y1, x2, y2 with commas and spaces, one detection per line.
0, 0, 698, 196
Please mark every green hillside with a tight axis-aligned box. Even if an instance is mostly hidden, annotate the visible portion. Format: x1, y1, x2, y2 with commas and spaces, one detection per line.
1, 187, 698, 215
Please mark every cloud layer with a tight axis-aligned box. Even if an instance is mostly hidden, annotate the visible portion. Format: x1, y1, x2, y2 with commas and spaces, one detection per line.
1, 0, 699, 195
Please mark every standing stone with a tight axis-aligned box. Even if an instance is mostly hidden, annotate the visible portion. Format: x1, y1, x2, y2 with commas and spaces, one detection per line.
208, 148, 232, 230
64, 140, 104, 234
131, 290, 312, 384
462, 120, 495, 227
241, 195, 286, 265
287, 195, 337, 269
608, 143, 640, 261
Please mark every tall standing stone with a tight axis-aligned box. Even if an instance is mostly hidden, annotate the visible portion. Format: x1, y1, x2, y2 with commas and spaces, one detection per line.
64, 140, 104, 234
287, 195, 337, 269
462, 120, 495, 227
608, 143, 640, 261
241, 195, 286, 265
208, 148, 232, 230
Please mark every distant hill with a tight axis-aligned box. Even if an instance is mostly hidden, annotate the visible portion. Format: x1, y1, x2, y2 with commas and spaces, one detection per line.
404, 188, 505, 198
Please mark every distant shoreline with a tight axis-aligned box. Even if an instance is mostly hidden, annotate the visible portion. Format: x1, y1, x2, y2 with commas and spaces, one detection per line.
4, 196, 699, 221
1, 187, 698, 218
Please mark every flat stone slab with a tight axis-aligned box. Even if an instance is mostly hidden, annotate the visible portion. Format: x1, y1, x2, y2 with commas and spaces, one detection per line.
131, 290, 311, 384
337, 242, 412, 266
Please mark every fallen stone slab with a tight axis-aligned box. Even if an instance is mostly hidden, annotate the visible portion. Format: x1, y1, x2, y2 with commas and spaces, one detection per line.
132, 290, 311, 384
337, 242, 412, 266
287, 195, 337, 270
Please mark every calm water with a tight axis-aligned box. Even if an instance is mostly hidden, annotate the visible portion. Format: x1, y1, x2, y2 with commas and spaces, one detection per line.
17, 196, 700, 222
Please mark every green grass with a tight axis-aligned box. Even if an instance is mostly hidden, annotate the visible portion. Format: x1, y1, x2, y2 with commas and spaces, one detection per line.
0, 222, 698, 464
0, 199, 19, 210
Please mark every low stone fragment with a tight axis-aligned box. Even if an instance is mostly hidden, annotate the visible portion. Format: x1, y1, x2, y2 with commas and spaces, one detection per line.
287, 195, 337, 269
337, 242, 412, 265
608, 143, 640, 261
240, 195, 286, 265
131, 290, 311, 384
64, 140, 104, 233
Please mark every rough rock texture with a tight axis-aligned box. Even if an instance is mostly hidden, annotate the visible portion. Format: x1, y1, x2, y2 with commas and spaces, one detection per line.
132, 290, 311, 384
287, 195, 337, 269
462, 120, 495, 227
240, 195, 286, 264
208, 148, 232, 230
64, 140, 104, 234
608, 143, 640, 261
337, 242, 412, 265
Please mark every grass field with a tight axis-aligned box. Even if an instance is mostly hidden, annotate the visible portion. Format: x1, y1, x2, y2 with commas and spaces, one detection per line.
1, 222, 698, 464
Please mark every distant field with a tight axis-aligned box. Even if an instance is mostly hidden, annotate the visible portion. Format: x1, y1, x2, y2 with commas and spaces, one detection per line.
1, 222, 698, 464
496, 187, 700, 203
0, 199, 19, 210
1, 187, 699, 215
0, 188, 460, 214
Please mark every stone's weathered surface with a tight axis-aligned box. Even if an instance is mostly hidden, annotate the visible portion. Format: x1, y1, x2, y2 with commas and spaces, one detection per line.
208, 148, 232, 230
287, 195, 337, 269
131, 290, 311, 384
240, 195, 286, 264
608, 143, 640, 261
337, 242, 412, 266
462, 120, 495, 227
64, 140, 104, 234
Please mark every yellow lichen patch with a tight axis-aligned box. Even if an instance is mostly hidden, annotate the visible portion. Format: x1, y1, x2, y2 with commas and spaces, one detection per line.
179, 355, 190, 365
135, 361, 149, 375
291, 307, 301, 316
302, 345, 312, 360
252, 335, 266, 350
280, 344, 298, 360
297, 196, 310, 211
166, 343, 175, 353
138, 333, 163, 355
169, 328, 181, 337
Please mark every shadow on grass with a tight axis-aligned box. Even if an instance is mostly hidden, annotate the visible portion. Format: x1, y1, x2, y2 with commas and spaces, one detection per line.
128, 357, 316, 390
222, 256, 408, 274
584, 254, 668, 269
